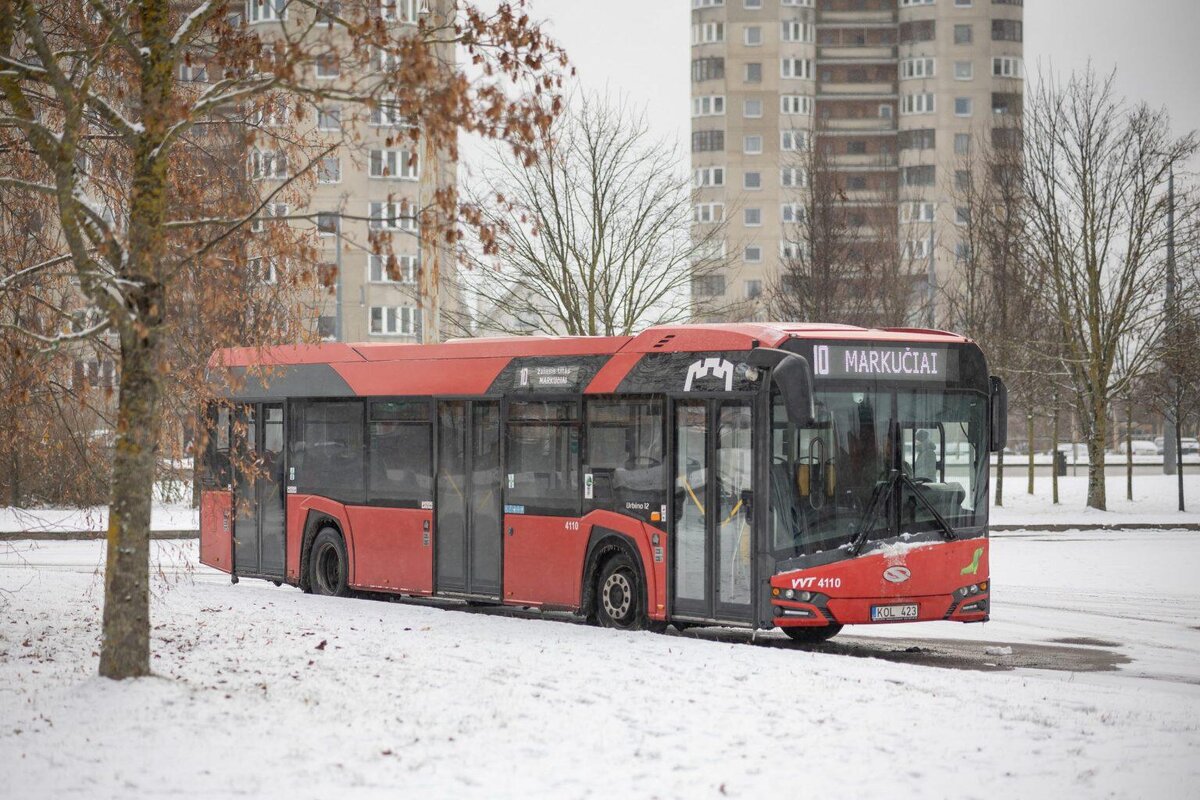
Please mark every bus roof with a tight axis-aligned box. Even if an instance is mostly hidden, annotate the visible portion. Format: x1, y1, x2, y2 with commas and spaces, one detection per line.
212, 323, 971, 369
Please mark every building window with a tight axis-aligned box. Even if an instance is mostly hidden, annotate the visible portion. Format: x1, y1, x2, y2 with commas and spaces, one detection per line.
901, 165, 936, 187
368, 253, 417, 284
780, 129, 805, 151
370, 96, 411, 127
370, 148, 420, 179
955, 170, 972, 190
780, 95, 812, 115
901, 93, 935, 115
369, 201, 418, 232
780, 166, 806, 188
318, 106, 341, 131
744, 245, 762, 263
693, 203, 725, 224
317, 156, 341, 184
899, 129, 936, 151
992, 92, 1023, 115
250, 202, 288, 233
692, 57, 725, 82
899, 20, 935, 44
954, 24, 973, 44
743, 135, 763, 154
847, 176, 867, 190
744, 25, 762, 46
248, 256, 278, 285
249, 149, 287, 179
743, 171, 762, 190
900, 202, 936, 223
692, 95, 726, 117
247, 0, 287, 23
369, 306, 418, 336
900, 58, 935, 80
380, 0, 419, 23
744, 98, 763, 118
955, 97, 973, 116
781, 203, 805, 224
744, 280, 762, 300
954, 61, 974, 80
692, 21, 725, 44
899, 0, 935, 5
955, 133, 971, 155
744, 0, 762, 7
993, 56, 1024, 79
744, 62, 762, 83
691, 130, 725, 153
847, 140, 867, 155
992, 19, 1023, 42
692, 275, 726, 296
317, 315, 337, 340
694, 166, 726, 188
955, 242, 972, 262
316, 51, 339, 78
316, 212, 339, 236
744, 208, 762, 226
956, 207, 970, 225
781, 21, 813, 43
781, 58, 812, 80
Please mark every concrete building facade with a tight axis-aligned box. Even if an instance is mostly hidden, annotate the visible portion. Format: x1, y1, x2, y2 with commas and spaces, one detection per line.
689, 0, 1024, 321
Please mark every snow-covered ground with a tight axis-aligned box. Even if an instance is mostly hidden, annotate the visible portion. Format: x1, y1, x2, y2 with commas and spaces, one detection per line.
1, 533, 1198, 798
0, 481, 197, 534
991, 474, 1200, 527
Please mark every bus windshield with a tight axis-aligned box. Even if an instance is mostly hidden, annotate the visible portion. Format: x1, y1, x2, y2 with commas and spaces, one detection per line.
770, 385, 988, 559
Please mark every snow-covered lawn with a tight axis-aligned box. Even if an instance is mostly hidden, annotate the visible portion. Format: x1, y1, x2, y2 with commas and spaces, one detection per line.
992, 473, 1200, 528
1, 533, 1198, 798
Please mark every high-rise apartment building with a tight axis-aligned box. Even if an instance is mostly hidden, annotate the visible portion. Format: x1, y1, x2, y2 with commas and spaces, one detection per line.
689, 0, 1024, 321
248, 0, 458, 344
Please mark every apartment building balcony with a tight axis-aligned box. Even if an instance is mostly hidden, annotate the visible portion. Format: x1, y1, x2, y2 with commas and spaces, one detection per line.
828, 153, 898, 169
820, 117, 897, 132
817, 82, 897, 97
816, 45, 898, 62
817, 11, 897, 26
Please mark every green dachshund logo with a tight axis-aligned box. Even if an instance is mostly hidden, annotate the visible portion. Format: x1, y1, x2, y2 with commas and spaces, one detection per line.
960, 547, 983, 576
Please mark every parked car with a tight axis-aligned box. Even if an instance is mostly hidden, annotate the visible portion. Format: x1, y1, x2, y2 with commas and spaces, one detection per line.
1183, 437, 1200, 455
1117, 439, 1158, 456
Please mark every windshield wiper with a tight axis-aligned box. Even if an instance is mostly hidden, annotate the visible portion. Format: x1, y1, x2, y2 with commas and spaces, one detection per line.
898, 474, 958, 541
847, 469, 900, 556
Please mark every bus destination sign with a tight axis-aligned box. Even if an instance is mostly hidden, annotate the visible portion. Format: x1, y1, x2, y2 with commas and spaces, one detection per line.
810, 344, 957, 382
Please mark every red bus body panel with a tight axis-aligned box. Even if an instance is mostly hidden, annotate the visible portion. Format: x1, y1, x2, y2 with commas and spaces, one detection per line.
770, 538, 990, 626
199, 490, 233, 573
503, 514, 590, 608
345, 506, 433, 594
581, 510, 668, 621
286, 494, 354, 583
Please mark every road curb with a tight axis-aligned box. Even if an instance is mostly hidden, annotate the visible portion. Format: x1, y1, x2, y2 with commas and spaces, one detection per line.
991, 523, 1200, 532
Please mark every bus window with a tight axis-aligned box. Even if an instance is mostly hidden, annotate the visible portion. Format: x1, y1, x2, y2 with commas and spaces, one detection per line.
506, 401, 580, 516
291, 400, 365, 505
584, 399, 664, 517
202, 403, 231, 488
368, 400, 432, 506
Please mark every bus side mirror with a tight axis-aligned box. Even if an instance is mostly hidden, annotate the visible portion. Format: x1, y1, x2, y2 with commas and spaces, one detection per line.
989, 376, 1008, 453
749, 348, 815, 427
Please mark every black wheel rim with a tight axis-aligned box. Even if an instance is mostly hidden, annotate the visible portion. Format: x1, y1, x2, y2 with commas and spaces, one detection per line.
316, 542, 340, 593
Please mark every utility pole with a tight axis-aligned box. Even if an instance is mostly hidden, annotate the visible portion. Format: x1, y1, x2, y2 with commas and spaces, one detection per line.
1164, 171, 1177, 476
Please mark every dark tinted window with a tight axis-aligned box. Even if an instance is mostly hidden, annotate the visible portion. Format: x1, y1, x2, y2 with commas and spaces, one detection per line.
585, 399, 665, 519
291, 400, 364, 504
368, 400, 431, 506
202, 403, 231, 487
506, 401, 580, 516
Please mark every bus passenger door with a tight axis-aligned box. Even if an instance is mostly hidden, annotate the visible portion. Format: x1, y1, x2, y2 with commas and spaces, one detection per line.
672, 399, 754, 623
436, 400, 502, 598
232, 402, 286, 579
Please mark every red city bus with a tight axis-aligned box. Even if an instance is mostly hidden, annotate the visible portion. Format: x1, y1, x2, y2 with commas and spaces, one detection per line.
199, 323, 1007, 642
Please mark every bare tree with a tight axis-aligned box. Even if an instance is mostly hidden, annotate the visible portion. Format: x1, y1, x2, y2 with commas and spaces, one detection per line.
1021, 67, 1198, 510
459, 96, 733, 337
0, 0, 566, 678
771, 127, 925, 327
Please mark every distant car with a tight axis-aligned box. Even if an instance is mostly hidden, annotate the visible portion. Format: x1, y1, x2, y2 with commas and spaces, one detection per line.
1117, 440, 1158, 456
1183, 437, 1200, 455
1155, 436, 1165, 454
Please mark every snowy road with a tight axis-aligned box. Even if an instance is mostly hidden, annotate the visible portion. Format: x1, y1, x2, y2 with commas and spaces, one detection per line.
1, 533, 1198, 799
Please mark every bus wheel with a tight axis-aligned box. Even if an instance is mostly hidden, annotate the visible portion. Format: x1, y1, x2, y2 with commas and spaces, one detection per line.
310, 528, 350, 597
596, 552, 653, 632
782, 624, 843, 644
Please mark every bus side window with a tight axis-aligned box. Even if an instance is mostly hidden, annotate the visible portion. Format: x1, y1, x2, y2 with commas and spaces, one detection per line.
291, 400, 366, 505
202, 403, 231, 488
367, 400, 432, 507
506, 401, 581, 517
584, 398, 665, 519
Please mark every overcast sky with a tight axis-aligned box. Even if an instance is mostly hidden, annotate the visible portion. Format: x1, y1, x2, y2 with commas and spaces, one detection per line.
472, 0, 1200, 173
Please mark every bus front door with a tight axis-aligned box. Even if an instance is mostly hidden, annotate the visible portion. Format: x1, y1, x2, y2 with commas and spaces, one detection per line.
436, 400, 502, 598
232, 402, 286, 579
672, 399, 754, 623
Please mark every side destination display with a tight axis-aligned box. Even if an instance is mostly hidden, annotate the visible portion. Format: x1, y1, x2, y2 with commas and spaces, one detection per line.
809, 343, 958, 383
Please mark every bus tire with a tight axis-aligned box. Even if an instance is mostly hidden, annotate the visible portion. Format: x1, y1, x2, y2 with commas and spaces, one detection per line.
309, 528, 350, 597
781, 623, 843, 644
595, 552, 656, 632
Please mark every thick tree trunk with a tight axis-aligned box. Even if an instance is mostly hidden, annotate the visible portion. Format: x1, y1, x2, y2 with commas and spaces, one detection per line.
1086, 393, 1108, 510
99, 333, 161, 679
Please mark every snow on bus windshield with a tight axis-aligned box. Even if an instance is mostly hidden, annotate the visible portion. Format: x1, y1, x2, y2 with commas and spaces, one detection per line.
769, 386, 988, 559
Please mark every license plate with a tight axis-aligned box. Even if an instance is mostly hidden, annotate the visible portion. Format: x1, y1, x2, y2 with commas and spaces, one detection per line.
871, 603, 919, 622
